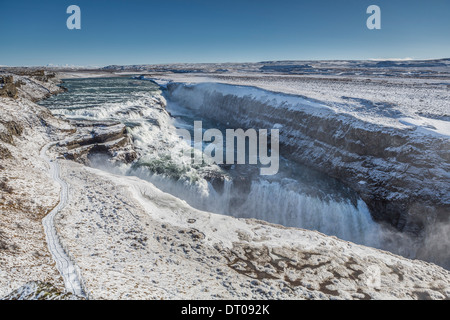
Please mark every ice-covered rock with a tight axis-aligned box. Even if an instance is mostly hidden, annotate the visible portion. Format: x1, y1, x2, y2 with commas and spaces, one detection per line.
56, 120, 137, 164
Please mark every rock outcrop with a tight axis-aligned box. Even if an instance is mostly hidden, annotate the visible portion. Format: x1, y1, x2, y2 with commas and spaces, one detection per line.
0, 120, 24, 144
56, 120, 137, 165
0, 76, 19, 99
2, 281, 83, 300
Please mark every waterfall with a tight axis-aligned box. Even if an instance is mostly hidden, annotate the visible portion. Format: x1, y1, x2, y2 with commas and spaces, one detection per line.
42, 78, 410, 255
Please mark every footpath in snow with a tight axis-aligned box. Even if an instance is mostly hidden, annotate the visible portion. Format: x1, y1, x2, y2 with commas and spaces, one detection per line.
40, 143, 85, 297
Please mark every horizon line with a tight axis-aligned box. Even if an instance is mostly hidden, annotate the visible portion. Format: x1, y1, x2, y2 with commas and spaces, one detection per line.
2, 57, 450, 69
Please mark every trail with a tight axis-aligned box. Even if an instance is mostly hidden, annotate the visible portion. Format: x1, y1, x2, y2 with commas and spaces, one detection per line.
40, 143, 85, 297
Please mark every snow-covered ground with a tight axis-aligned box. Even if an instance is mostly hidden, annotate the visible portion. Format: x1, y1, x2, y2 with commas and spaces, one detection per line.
1, 68, 449, 300
152, 73, 449, 135
52, 159, 450, 299
0, 86, 67, 297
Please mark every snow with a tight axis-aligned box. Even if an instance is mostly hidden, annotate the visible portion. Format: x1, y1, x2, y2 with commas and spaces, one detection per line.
0, 97, 66, 298
399, 117, 450, 138
2, 69, 449, 300
51, 159, 450, 300
154, 72, 450, 135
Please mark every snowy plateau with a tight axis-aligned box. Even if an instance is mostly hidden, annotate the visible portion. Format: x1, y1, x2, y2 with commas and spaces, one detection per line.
0, 60, 449, 300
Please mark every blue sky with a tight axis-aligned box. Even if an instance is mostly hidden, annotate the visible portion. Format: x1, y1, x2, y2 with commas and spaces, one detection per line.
0, 0, 449, 66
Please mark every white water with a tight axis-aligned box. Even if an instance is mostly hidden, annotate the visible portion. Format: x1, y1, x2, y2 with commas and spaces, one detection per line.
143, 170, 380, 246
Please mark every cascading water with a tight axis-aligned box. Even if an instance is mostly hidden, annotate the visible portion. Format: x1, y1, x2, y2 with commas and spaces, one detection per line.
40, 77, 386, 250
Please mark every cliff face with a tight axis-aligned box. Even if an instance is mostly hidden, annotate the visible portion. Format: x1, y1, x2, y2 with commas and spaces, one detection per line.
55, 120, 137, 165
166, 82, 449, 264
